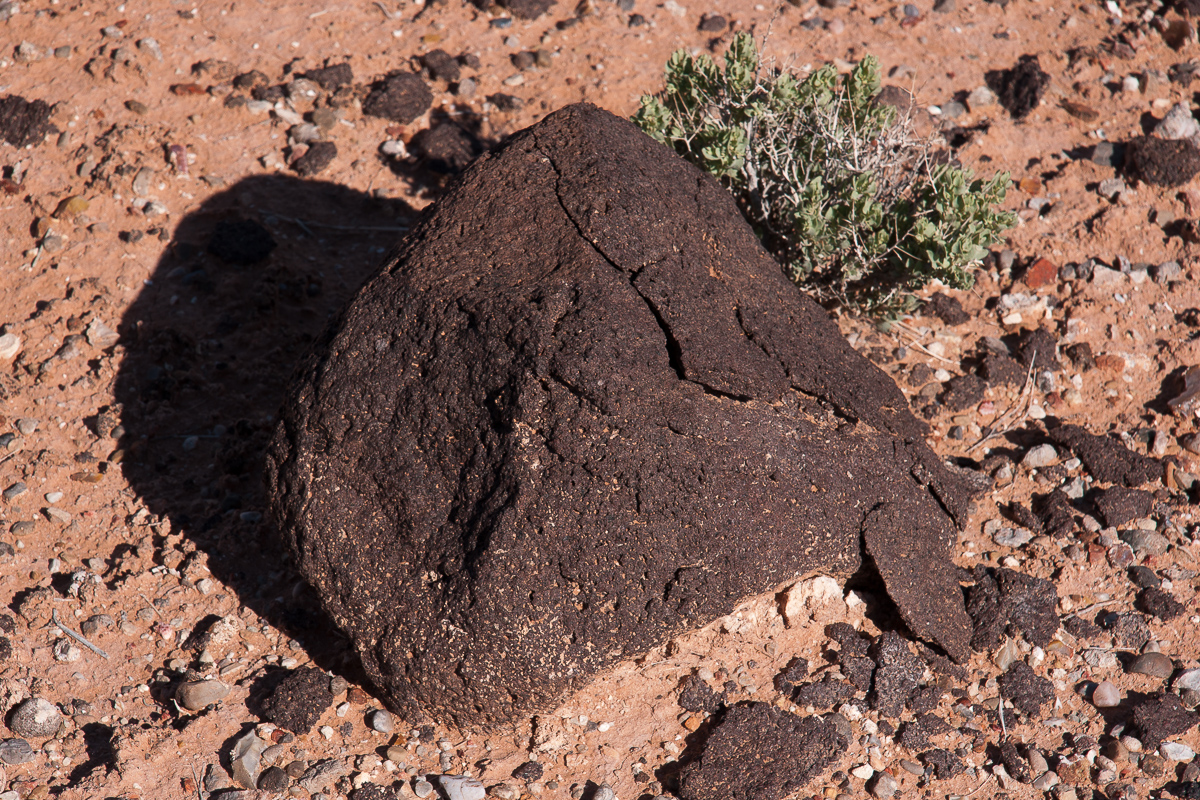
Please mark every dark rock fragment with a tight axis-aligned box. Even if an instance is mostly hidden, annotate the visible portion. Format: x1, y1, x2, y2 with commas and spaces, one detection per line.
773, 657, 809, 696
487, 93, 524, 111
907, 362, 935, 388
678, 703, 845, 800
869, 631, 923, 718
923, 292, 969, 326
985, 55, 1050, 120
840, 655, 876, 691
301, 63, 353, 90
1047, 424, 1163, 487
0, 95, 54, 148
1124, 136, 1200, 187
1093, 486, 1154, 528
234, 70, 268, 90
512, 761, 544, 782
410, 122, 482, 174
794, 675, 854, 710
1032, 490, 1075, 538
420, 49, 461, 82
261, 667, 334, 734
698, 13, 726, 31
349, 784, 396, 800
207, 219, 277, 265
1065, 342, 1095, 371
1103, 611, 1151, 649
1132, 693, 1200, 749
998, 661, 1054, 716
1062, 614, 1102, 639
292, 141, 337, 177
1015, 326, 1060, 372
900, 713, 950, 750
265, 103, 977, 725
1129, 565, 1161, 589
941, 374, 985, 411
258, 766, 290, 792
1137, 587, 1186, 620
922, 749, 964, 780
999, 741, 1032, 783
966, 566, 1059, 651
362, 72, 433, 124
499, 0, 555, 18
679, 674, 722, 713
979, 353, 1025, 387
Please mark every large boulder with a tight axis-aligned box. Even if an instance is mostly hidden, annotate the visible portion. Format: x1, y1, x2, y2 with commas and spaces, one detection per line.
265, 103, 975, 726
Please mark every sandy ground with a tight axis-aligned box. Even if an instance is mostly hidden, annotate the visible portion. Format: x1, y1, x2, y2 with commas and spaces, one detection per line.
4, 0, 1200, 797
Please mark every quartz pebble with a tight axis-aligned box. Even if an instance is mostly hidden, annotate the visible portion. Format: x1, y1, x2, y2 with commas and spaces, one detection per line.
1161, 741, 1196, 761
175, 679, 230, 711
1092, 681, 1121, 708
437, 775, 486, 800
0, 334, 21, 360
368, 709, 394, 733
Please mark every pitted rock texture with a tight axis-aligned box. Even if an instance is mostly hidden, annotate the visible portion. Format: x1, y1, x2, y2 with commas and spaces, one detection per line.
266, 103, 975, 725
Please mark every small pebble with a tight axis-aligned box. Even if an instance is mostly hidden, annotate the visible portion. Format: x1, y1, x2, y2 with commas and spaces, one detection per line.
1127, 652, 1173, 679
8, 698, 62, 738
368, 709, 394, 733
413, 779, 434, 798
1161, 741, 1195, 761
869, 770, 898, 799
1092, 681, 1120, 708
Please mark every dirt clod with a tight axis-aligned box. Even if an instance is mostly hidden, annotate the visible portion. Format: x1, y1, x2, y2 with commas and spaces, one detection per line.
1047, 424, 1163, 487
985, 55, 1050, 120
261, 667, 335, 734
966, 566, 1059, 651
0, 94, 54, 147
1093, 486, 1154, 528
1132, 693, 1200, 749
1124, 136, 1200, 187
362, 72, 433, 123
998, 661, 1054, 716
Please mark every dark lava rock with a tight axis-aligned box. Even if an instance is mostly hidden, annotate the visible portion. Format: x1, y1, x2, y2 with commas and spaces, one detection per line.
979, 353, 1026, 387
900, 713, 951, 750
679, 673, 722, 713
1032, 490, 1075, 538
922, 749, 965, 780
827, 622, 872, 656
293, 141, 337, 177
1167, 782, 1200, 800
349, 784, 396, 800
907, 362, 935, 388
265, 103, 976, 725
1103, 611, 1151, 649
1062, 614, 1102, 640
421, 49, 461, 82
794, 675, 854, 710
941, 374, 986, 411
487, 93, 525, 111
1065, 342, 1095, 371
869, 631, 924, 718
909, 685, 943, 714
999, 741, 1032, 783
258, 766, 289, 792
923, 292, 969, 326
261, 667, 334, 733
678, 702, 845, 800
410, 122, 482, 174
1124, 136, 1200, 187
1129, 565, 1161, 589
1132, 693, 1200, 749
840, 655, 876, 692
698, 13, 727, 31
1015, 327, 1060, 372
1138, 587, 1186, 620
1047, 424, 1163, 487
301, 63, 353, 90
362, 72, 433, 124
1005, 501, 1042, 534
985, 55, 1050, 120
0, 95, 54, 148
773, 657, 809, 696
998, 661, 1054, 716
966, 566, 1058, 651
207, 218, 277, 265
1094, 486, 1153, 528
512, 761, 544, 782
499, 0, 555, 18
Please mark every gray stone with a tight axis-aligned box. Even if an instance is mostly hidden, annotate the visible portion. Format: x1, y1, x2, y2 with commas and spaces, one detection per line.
230, 731, 268, 789
0, 739, 34, 765
1023, 443, 1058, 468
1175, 668, 1200, 691
993, 528, 1033, 548
1091, 265, 1125, 285
1120, 529, 1169, 556
437, 775, 487, 800
8, 697, 61, 738
2, 483, 26, 501
413, 779, 435, 798
1127, 652, 1174, 679
1154, 102, 1200, 141
1161, 741, 1195, 761
1152, 261, 1182, 284
1092, 681, 1121, 708
966, 86, 997, 111
299, 759, 348, 793
1098, 177, 1127, 199
175, 679, 230, 711
940, 100, 965, 119
869, 771, 898, 799
368, 709, 394, 733
14, 418, 37, 435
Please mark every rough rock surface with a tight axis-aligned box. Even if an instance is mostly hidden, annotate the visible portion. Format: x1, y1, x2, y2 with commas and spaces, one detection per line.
266, 103, 976, 725
261, 667, 334, 733
1048, 424, 1162, 486
678, 702, 846, 800
966, 566, 1059, 651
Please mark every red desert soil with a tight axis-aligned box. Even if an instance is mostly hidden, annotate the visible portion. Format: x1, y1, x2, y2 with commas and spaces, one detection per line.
4, 0, 1200, 798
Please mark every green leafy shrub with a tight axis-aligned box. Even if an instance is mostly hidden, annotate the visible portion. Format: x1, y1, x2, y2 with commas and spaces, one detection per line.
633, 32, 1016, 318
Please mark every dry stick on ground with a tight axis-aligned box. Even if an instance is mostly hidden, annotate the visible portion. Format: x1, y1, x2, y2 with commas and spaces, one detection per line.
51, 608, 111, 660
969, 351, 1038, 453
889, 319, 959, 366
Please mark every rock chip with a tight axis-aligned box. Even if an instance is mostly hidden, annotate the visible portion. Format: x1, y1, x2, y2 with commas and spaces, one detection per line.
175, 679, 230, 711
300, 62, 353, 90
1128, 652, 1174, 679
293, 141, 337, 177
1023, 444, 1058, 468
1047, 425, 1162, 487
0, 739, 34, 765
7, 698, 61, 738
421, 50, 461, 82
230, 731, 268, 789
363, 72, 433, 123
265, 103, 976, 724
436, 775, 486, 800
678, 702, 846, 800
1124, 136, 1200, 186
299, 758, 348, 793
261, 667, 334, 733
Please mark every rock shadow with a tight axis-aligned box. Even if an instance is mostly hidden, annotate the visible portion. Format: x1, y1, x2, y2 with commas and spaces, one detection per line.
112, 173, 416, 678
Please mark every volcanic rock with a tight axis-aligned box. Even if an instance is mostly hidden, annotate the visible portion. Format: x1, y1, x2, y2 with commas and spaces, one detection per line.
265, 103, 977, 725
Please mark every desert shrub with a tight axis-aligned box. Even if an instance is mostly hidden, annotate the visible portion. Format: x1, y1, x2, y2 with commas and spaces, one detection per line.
633, 32, 1016, 318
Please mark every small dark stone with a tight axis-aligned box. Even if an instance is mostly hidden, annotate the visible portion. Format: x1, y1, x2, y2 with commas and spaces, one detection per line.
499, 0, 555, 18
869, 631, 923, 719
410, 122, 482, 174
679, 674, 722, 713
900, 713, 951, 750
1047, 424, 1163, 487
421, 50, 461, 82
261, 667, 335, 734
772, 657, 809, 696
511, 51, 536, 70
207, 218, 277, 266
1015, 326, 1060, 372
233, 70, 269, 89
252, 84, 286, 102
794, 674, 854, 710
1103, 611, 1152, 649
1166, 782, 1200, 800
907, 362, 936, 388
292, 141, 337, 177
1128, 566, 1161, 590
0, 94, 55, 148
940, 374, 986, 411
258, 766, 289, 792
678, 702, 846, 800
966, 566, 1059, 651
1065, 342, 1095, 371
1062, 614, 1102, 639
1137, 587, 1186, 620
301, 63, 353, 90
1031, 490, 1074, 538
909, 685, 943, 714
1124, 136, 1200, 187
985, 55, 1050, 120
923, 293, 970, 326
826, 622, 871, 656
487, 93, 524, 111
512, 761, 544, 782
979, 353, 1026, 387
998, 661, 1054, 716
698, 13, 726, 31
1131, 693, 1200, 749
362, 72, 433, 124
0, 638, 10, 661
1091, 141, 1122, 168
1093, 486, 1154, 528
349, 783, 397, 800
921, 748, 964, 780
999, 741, 1032, 783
